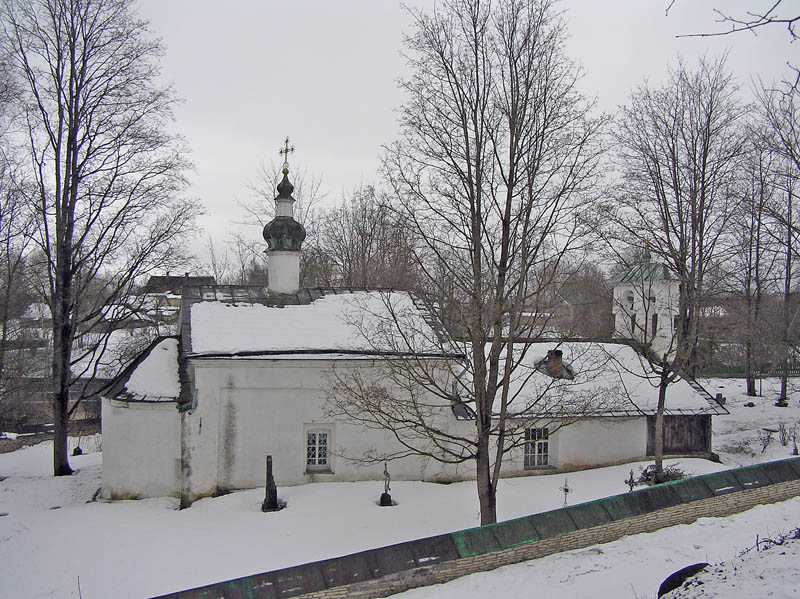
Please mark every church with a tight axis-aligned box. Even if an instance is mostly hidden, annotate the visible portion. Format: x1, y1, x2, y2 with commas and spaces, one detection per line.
101, 160, 726, 506
609, 246, 681, 358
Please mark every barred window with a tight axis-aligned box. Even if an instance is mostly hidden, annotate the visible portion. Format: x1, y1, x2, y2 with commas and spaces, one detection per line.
524, 427, 549, 468
306, 431, 329, 470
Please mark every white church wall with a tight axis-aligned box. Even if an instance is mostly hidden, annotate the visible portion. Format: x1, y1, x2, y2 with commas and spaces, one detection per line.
178, 356, 656, 503
552, 417, 646, 470
101, 398, 181, 499
179, 362, 226, 501
612, 279, 679, 357
107, 355, 672, 504
179, 358, 461, 502
462, 417, 647, 478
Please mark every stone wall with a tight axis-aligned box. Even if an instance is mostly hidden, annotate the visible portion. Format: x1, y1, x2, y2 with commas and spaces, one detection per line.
152, 458, 800, 599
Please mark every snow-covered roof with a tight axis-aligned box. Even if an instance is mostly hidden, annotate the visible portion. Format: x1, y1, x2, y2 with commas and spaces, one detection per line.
125, 338, 180, 398
22, 303, 50, 321
458, 341, 726, 418
106, 337, 181, 402
187, 290, 449, 358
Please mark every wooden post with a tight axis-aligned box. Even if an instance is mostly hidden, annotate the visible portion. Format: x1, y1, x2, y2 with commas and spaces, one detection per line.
262, 454, 279, 512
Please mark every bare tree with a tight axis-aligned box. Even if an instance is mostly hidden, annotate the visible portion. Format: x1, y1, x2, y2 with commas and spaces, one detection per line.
316, 185, 422, 289
0, 45, 35, 425
0, 162, 35, 426
757, 83, 800, 403
668, 1, 799, 87
669, 1, 798, 40
607, 56, 745, 480
329, 0, 605, 525
723, 131, 782, 395
545, 260, 614, 339
2, 0, 198, 475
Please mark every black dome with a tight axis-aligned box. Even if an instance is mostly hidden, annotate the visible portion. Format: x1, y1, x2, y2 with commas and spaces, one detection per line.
263, 216, 306, 251
276, 171, 294, 198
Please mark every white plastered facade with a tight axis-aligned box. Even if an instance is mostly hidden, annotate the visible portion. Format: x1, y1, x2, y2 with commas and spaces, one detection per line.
101, 354, 663, 503
179, 358, 458, 500
611, 277, 680, 358
101, 398, 181, 499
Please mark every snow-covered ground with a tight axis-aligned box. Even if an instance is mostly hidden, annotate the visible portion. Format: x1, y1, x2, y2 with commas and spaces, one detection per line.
0, 378, 798, 598
702, 377, 800, 467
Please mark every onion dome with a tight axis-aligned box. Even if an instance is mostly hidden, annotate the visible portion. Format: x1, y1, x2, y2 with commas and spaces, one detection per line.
276, 170, 294, 198
262, 170, 306, 251
263, 216, 306, 251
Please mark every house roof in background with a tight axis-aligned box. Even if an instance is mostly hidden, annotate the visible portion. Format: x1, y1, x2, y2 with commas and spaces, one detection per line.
608, 258, 678, 285
22, 303, 51, 321
142, 274, 216, 295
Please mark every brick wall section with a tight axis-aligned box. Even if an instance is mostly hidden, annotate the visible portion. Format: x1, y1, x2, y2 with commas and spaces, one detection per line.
296, 479, 800, 599
152, 459, 800, 599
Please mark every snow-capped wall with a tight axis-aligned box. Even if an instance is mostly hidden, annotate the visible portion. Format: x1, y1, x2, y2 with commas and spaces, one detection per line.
101, 398, 181, 499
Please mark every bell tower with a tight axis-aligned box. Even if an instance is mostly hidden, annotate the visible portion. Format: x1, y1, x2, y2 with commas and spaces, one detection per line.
609, 245, 680, 358
262, 138, 306, 294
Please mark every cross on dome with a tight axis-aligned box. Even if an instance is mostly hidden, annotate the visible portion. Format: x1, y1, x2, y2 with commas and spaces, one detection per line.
279, 136, 294, 175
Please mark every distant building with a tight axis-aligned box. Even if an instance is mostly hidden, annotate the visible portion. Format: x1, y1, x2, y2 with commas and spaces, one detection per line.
139, 273, 217, 329
609, 250, 680, 358
141, 273, 217, 296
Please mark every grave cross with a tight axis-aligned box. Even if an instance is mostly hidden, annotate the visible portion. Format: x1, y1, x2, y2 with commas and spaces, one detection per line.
559, 477, 572, 507
379, 462, 393, 507
625, 469, 637, 492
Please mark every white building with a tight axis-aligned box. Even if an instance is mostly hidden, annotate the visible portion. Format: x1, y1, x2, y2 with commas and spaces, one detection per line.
101, 167, 724, 505
609, 251, 680, 358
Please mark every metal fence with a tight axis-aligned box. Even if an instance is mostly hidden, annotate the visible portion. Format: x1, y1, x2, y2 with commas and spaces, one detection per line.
699, 364, 800, 378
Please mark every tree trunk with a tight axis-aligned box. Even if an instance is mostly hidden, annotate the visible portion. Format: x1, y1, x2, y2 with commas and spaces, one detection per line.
0, 265, 12, 387
52, 379, 72, 475
745, 340, 756, 397
475, 427, 496, 525
653, 371, 668, 482
779, 190, 792, 405
52, 248, 73, 476
52, 351, 73, 475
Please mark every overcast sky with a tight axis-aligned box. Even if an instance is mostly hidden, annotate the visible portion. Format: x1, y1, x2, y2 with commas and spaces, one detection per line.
136, 0, 795, 264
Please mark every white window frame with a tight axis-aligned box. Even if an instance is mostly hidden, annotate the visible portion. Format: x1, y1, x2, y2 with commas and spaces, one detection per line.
306, 429, 332, 473
524, 427, 549, 468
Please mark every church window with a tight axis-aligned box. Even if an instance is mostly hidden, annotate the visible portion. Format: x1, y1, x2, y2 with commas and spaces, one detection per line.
306, 430, 330, 471
651, 313, 658, 337
524, 427, 549, 468
623, 290, 634, 310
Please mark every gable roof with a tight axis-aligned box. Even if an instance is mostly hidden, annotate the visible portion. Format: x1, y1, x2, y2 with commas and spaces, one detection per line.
104, 336, 181, 403
180, 286, 456, 359
608, 259, 678, 285
457, 340, 727, 418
